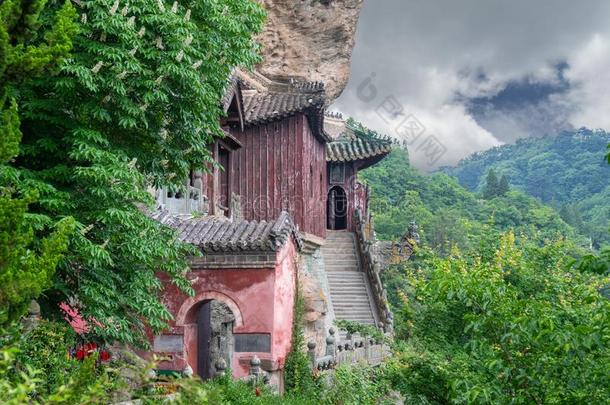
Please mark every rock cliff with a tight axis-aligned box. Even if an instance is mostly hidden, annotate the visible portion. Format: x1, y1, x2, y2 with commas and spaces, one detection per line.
256, 0, 364, 104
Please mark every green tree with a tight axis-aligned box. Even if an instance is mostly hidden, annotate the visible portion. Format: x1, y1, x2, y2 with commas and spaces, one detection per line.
0, 0, 77, 324
11, 0, 265, 345
497, 174, 509, 196
482, 168, 499, 199
444, 129, 610, 247
387, 233, 610, 404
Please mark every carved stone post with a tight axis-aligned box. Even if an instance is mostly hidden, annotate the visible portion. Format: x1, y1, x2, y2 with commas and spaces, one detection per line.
22, 300, 41, 333
248, 355, 269, 386
325, 328, 336, 358
183, 364, 194, 378
249, 355, 261, 376
215, 358, 227, 377
307, 341, 316, 369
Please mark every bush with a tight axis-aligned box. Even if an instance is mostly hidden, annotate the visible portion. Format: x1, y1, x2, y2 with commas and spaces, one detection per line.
16, 320, 77, 394
0, 321, 121, 404
388, 233, 610, 404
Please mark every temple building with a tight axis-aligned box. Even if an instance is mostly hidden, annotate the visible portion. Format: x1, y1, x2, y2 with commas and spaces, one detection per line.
149, 70, 395, 388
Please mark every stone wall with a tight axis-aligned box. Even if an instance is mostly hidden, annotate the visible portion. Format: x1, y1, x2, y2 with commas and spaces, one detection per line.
298, 247, 335, 358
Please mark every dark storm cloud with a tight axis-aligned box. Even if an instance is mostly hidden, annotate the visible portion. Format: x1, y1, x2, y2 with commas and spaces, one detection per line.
332, 0, 610, 170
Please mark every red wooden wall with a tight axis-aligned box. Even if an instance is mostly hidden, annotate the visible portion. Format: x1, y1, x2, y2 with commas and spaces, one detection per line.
201, 113, 327, 239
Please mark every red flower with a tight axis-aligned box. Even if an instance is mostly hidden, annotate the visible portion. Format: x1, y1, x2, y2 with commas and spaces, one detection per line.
99, 350, 111, 362
255, 387, 261, 397
74, 342, 98, 360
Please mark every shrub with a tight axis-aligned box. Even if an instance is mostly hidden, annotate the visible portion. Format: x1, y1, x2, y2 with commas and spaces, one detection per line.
389, 233, 610, 404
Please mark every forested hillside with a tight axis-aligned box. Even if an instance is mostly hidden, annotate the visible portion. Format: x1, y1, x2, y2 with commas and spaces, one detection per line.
443, 128, 610, 248
360, 149, 587, 255
359, 144, 610, 405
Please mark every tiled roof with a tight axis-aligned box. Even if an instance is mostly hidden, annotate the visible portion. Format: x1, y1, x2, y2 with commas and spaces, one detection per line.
233, 70, 330, 141
242, 92, 324, 126
221, 75, 241, 112
153, 210, 302, 253
326, 137, 393, 162
326, 121, 394, 162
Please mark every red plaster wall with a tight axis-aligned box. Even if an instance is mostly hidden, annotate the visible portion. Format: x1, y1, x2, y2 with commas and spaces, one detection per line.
154, 239, 298, 379
272, 238, 298, 367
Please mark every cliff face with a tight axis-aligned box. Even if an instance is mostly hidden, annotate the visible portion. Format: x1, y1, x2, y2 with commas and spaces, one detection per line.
257, 0, 364, 104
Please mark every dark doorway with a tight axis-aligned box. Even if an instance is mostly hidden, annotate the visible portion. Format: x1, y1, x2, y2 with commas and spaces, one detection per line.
196, 300, 235, 380
327, 186, 347, 230
197, 301, 212, 379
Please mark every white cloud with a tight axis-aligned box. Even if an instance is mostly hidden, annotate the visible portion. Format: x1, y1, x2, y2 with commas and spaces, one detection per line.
332, 0, 610, 170
560, 34, 610, 129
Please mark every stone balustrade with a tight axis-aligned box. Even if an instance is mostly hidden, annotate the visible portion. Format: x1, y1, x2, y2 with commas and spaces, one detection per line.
157, 184, 207, 215
353, 209, 394, 333
307, 327, 389, 371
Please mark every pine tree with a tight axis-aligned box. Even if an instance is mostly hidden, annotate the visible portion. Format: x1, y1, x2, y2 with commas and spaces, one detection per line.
13, 0, 265, 344
0, 0, 77, 325
483, 168, 499, 199
498, 174, 510, 196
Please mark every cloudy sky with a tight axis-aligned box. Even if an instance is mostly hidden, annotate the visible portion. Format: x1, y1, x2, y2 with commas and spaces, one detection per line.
332, 0, 610, 170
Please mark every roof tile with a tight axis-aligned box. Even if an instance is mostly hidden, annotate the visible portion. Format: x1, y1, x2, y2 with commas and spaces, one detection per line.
152, 210, 302, 253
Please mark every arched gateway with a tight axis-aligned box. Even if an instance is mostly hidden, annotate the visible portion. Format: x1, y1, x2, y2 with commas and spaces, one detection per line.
150, 211, 301, 384
176, 292, 243, 380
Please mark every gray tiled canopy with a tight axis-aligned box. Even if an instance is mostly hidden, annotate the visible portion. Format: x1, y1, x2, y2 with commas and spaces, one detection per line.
153, 210, 302, 253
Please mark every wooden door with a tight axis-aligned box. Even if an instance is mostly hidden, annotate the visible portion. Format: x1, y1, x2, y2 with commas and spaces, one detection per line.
197, 301, 212, 380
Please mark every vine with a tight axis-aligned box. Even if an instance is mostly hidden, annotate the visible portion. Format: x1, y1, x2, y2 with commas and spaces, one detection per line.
282, 289, 317, 395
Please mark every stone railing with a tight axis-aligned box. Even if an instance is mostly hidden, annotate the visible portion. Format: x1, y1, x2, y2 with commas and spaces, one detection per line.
307, 328, 388, 371
157, 184, 207, 216
353, 209, 394, 333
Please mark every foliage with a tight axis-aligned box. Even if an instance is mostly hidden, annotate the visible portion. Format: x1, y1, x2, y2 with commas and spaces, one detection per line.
360, 149, 586, 256
283, 289, 318, 395
15, 320, 77, 394
0, 0, 77, 325
387, 233, 610, 404
180, 364, 392, 405
444, 128, 610, 248
8, 0, 265, 345
335, 319, 386, 343
0, 322, 121, 404
321, 364, 392, 405
482, 168, 499, 199
482, 168, 509, 199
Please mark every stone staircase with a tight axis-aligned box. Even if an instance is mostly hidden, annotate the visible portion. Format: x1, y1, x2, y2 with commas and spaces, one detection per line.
322, 230, 377, 326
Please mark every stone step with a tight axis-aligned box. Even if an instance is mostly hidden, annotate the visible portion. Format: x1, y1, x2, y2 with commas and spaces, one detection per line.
324, 259, 359, 271
321, 252, 357, 259
323, 231, 376, 327
335, 318, 376, 324
327, 277, 365, 283
327, 280, 366, 285
330, 293, 370, 298
335, 312, 375, 318
325, 235, 354, 240
326, 231, 354, 237
323, 240, 356, 245
325, 266, 359, 272
322, 245, 356, 251
327, 271, 364, 277
325, 238, 355, 243
326, 261, 359, 267
335, 308, 374, 314
328, 281, 367, 287
334, 304, 372, 308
